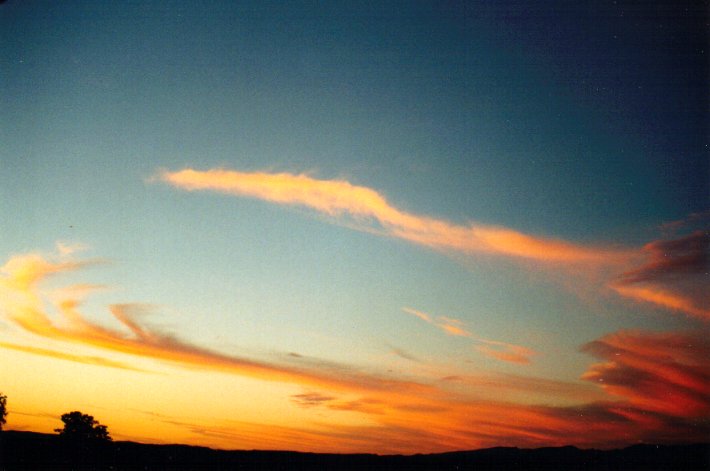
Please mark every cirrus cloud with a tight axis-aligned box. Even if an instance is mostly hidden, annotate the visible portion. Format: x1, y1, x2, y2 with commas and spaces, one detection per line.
157, 168, 629, 264
0, 248, 433, 396
402, 307, 536, 364
158, 167, 708, 321
610, 231, 709, 320
2, 246, 708, 452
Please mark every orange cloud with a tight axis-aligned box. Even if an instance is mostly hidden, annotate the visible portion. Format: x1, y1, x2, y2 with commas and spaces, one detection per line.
610, 231, 709, 320
403, 307, 473, 338
403, 307, 536, 364
159, 168, 710, 323
0, 249, 434, 397
659, 210, 710, 236
612, 285, 709, 320
158, 168, 629, 264
385, 329, 710, 450
580, 330, 710, 418
3, 247, 708, 452
0, 341, 143, 372
475, 341, 536, 365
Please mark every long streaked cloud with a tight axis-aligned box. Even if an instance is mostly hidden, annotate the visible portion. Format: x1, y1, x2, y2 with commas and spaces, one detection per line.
475, 341, 536, 365
0, 341, 143, 371
403, 307, 536, 364
659, 210, 710, 236
290, 391, 337, 408
610, 231, 709, 320
389, 345, 422, 363
3, 247, 708, 451
439, 372, 605, 404
276, 330, 710, 452
158, 168, 629, 264
580, 330, 710, 418
158, 167, 708, 321
0, 249, 432, 396
402, 307, 473, 338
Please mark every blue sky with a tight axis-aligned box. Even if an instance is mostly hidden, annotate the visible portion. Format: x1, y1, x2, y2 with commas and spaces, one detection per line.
1, 0, 708, 453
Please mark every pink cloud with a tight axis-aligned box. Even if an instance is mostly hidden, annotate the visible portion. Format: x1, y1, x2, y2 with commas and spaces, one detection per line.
610, 231, 709, 320
580, 330, 710, 418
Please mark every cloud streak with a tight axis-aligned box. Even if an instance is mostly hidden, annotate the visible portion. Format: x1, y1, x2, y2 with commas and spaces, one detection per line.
3, 247, 708, 452
402, 307, 473, 338
158, 168, 629, 264
610, 231, 709, 320
159, 167, 708, 321
274, 328, 710, 452
580, 330, 710, 418
290, 391, 337, 408
0, 341, 143, 372
0, 249, 433, 396
402, 307, 536, 364
389, 345, 422, 363
475, 341, 536, 365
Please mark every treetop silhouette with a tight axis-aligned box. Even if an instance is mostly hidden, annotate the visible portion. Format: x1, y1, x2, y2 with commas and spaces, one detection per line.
0, 393, 6, 431
55, 411, 111, 441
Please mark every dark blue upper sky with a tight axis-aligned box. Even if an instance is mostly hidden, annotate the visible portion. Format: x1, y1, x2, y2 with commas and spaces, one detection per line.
2, 1, 706, 246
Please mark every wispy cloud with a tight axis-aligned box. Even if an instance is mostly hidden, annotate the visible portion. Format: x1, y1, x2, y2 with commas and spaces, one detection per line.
403, 307, 473, 338
402, 307, 536, 364
158, 168, 629, 264
610, 231, 709, 320
438, 371, 605, 404
0, 248, 433, 395
475, 341, 536, 365
55, 241, 89, 257
580, 330, 710, 417
0, 341, 143, 371
4, 246, 708, 452
275, 328, 710, 451
389, 345, 422, 363
290, 391, 337, 408
659, 210, 710, 236
158, 167, 709, 321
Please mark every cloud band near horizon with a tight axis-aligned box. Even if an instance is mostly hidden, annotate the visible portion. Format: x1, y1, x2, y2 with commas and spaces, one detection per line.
0, 249, 432, 396
1, 246, 708, 451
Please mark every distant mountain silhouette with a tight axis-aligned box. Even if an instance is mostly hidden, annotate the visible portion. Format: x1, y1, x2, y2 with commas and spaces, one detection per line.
1, 431, 708, 470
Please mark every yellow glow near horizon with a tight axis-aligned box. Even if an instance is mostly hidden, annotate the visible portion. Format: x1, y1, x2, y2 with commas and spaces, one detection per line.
2, 238, 708, 452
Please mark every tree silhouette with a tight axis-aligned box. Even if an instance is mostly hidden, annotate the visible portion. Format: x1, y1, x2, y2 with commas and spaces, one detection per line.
55, 411, 111, 441
0, 393, 6, 431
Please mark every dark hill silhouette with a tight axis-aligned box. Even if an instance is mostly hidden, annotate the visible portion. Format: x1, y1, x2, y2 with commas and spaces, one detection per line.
1, 431, 708, 470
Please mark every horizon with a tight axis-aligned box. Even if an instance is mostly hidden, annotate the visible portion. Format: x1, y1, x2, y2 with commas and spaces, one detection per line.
4, 430, 709, 471
1, 1, 708, 455
4, 428, 710, 455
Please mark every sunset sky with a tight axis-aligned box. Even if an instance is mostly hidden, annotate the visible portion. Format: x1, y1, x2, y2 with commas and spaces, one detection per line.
1, 1, 708, 454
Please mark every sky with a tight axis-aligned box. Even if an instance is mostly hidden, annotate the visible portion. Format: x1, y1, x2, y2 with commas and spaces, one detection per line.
0, 0, 708, 454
